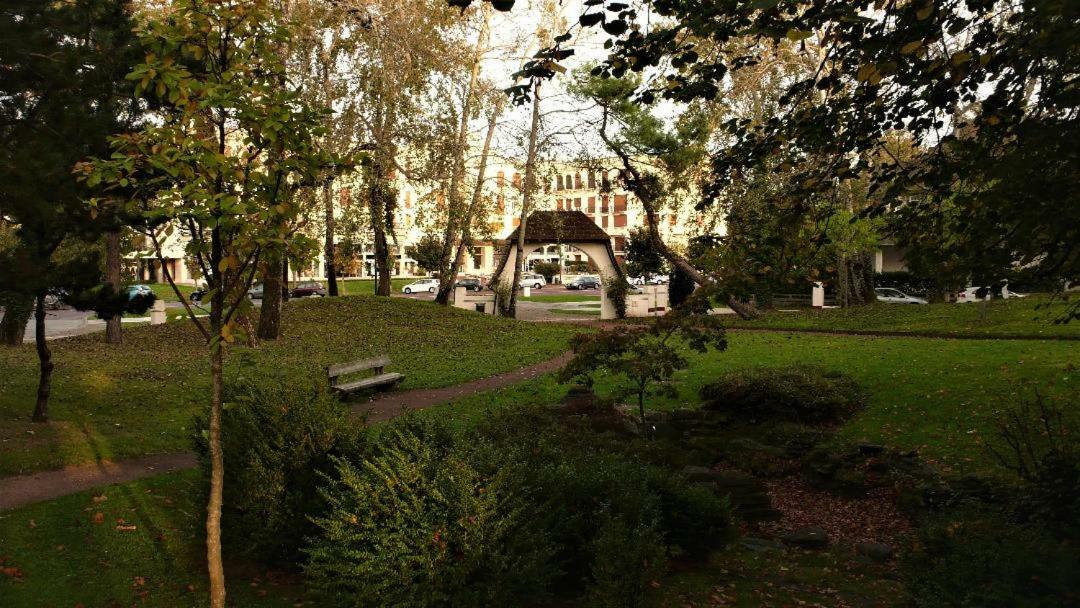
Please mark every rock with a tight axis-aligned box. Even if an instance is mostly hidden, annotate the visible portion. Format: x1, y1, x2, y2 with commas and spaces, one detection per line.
782, 526, 829, 549
740, 537, 785, 552
856, 542, 894, 563
858, 443, 886, 455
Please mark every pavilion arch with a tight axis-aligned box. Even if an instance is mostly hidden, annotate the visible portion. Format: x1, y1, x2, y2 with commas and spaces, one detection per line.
491, 210, 625, 319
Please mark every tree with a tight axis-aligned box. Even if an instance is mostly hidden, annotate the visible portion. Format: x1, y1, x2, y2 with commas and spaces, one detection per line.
434, 5, 493, 304
82, 2, 334, 604
559, 294, 727, 424
623, 228, 666, 280
0, 0, 141, 416
409, 235, 447, 274
531, 0, 1078, 318
568, 70, 764, 318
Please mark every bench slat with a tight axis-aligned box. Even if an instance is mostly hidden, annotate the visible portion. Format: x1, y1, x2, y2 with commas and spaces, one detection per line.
328, 355, 392, 378
332, 372, 404, 393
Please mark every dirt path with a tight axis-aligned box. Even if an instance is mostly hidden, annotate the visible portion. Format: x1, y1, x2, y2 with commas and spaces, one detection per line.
0, 352, 573, 512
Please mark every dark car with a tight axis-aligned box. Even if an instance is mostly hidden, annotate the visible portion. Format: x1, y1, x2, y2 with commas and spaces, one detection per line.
290, 281, 327, 298
566, 276, 601, 290
248, 283, 264, 300
454, 278, 484, 292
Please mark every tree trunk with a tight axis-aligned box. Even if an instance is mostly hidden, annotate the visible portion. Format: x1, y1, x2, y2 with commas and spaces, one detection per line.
206, 227, 226, 608
324, 179, 339, 297
31, 293, 52, 422
507, 81, 542, 318
0, 293, 33, 346
105, 229, 123, 344
258, 248, 283, 340
281, 253, 290, 302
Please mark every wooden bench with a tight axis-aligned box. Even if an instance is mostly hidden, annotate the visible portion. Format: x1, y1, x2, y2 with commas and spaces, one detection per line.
327, 355, 404, 397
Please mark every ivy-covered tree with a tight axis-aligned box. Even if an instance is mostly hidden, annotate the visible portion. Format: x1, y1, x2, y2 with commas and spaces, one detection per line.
81, 1, 336, 604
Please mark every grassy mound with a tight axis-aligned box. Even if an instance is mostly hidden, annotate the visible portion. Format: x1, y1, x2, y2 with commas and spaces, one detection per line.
0, 296, 581, 475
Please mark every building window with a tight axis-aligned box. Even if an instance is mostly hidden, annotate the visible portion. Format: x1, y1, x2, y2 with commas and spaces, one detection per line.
600, 195, 609, 213
512, 172, 521, 188
472, 247, 483, 269
574, 173, 582, 189
587, 197, 595, 213
614, 194, 627, 213
614, 214, 627, 228
566, 174, 574, 190
613, 235, 627, 251
556, 175, 563, 190
587, 172, 596, 189
497, 171, 505, 187
601, 171, 611, 189
575, 198, 582, 210
601, 215, 609, 228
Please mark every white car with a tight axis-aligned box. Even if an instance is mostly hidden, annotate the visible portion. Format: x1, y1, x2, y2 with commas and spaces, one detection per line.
874, 287, 928, 304
519, 273, 546, 289
402, 278, 439, 294
629, 274, 668, 286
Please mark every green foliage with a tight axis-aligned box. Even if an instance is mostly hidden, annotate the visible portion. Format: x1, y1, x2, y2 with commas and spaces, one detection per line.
624, 228, 666, 279
305, 417, 556, 608
532, 261, 561, 283
668, 265, 695, 307
699, 365, 864, 425
194, 366, 366, 564
0, 0, 141, 300
407, 235, 445, 274
902, 511, 1080, 608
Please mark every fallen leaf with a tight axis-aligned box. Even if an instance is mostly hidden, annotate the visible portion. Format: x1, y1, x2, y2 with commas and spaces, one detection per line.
91, 512, 105, 525
116, 524, 138, 532
92, 494, 107, 504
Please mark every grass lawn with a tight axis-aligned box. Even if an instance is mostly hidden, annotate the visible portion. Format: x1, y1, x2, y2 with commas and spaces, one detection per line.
325, 278, 413, 295
0, 469, 304, 608
521, 294, 600, 303
146, 283, 195, 303
549, 308, 602, 317
428, 331, 1078, 476
723, 295, 1078, 338
0, 296, 581, 476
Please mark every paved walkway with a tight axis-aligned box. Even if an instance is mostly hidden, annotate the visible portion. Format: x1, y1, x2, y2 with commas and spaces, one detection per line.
0, 351, 573, 511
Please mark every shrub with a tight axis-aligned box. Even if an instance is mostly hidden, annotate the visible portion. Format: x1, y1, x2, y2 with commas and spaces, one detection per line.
604, 274, 629, 318
304, 417, 556, 608
987, 391, 1080, 539
699, 365, 864, 424
903, 511, 1080, 607
193, 366, 366, 564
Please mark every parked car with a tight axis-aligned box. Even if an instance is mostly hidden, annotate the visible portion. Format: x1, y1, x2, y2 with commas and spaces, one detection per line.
566, 276, 601, 290
43, 293, 67, 310
290, 281, 326, 298
248, 283, 264, 300
125, 284, 154, 300
190, 287, 207, 304
402, 278, 439, 294
519, 273, 546, 290
874, 287, 928, 304
454, 278, 484, 292
956, 285, 1026, 302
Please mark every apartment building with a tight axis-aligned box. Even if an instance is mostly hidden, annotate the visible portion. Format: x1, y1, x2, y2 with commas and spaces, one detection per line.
133, 159, 717, 285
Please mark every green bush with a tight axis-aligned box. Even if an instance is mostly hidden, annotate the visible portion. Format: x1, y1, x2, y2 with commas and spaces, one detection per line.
699, 365, 864, 424
903, 511, 1080, 607
304, 417, 556, 608
533, 261, 561, 283
305, 410, 734, 608
604, 274, 629, 318
193, 366, 366, 564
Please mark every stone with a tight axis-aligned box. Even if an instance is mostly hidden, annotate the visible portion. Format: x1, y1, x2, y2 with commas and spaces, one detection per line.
858, 443, 886, 455
782, 526, 829, 549
856, 542, 894, 563
740, 537, 785, 552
